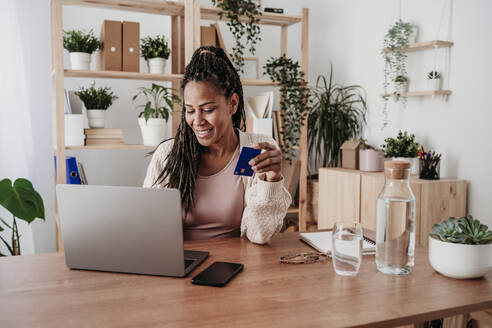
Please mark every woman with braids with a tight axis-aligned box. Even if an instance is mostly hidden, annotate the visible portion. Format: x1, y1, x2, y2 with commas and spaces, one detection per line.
143, 46, 291, 244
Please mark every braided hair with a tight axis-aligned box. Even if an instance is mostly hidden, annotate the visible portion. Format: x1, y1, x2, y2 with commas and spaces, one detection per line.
153, 46, 246, 212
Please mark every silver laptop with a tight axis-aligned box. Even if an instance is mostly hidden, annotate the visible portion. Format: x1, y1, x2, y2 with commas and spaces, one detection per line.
56, 184, 209, 277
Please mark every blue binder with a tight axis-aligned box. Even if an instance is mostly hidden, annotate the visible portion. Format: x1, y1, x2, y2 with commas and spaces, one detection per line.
54, 156, 81, 184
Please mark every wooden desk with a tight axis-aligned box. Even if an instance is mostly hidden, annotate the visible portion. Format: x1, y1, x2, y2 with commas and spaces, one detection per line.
1, 233, 491, 327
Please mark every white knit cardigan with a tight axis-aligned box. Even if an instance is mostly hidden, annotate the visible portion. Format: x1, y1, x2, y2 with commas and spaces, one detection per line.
143, 130, 292, 244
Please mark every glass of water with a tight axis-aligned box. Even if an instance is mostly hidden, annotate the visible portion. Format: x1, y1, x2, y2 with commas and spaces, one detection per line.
331, 221, 363, 276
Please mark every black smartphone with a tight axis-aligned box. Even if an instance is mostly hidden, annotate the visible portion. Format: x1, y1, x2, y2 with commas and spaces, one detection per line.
191, 261, 243, 287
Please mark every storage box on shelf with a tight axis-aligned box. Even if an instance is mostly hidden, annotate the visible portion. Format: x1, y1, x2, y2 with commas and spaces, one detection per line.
318, 168, 467, 246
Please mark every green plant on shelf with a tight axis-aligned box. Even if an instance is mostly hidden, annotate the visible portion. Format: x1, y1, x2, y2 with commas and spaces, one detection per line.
63, 29, 100, 54
132, 83, 181, 123
75, 81, 118, 110
264, 55, 310, 161
427, 71, 441, 79
430, 216, 492, 245
308, 65, 367, 168
394, 75, 408, 83
211, 0, 262, 74
381, 19, 414, 129
381, 130, 419, 158
0, 178, 45, 256
140, 35, 171, 60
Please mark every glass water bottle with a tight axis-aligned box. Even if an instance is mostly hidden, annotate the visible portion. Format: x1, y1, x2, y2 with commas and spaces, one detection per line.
376, 161, 416, 275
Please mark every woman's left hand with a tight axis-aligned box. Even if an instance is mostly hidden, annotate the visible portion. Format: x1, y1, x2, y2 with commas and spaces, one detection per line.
249, 142, 282, 182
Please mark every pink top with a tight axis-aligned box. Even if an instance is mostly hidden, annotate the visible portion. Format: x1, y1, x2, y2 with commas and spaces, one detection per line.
183, 146, 244, 240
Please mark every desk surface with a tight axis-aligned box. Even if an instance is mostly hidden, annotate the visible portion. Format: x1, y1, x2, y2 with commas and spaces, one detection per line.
1, 232, 491, 328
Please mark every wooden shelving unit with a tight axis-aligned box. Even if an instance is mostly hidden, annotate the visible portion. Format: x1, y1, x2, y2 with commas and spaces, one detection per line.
51, 0, 310, 250
380, 90, 453, 97
382, 40, 454, 53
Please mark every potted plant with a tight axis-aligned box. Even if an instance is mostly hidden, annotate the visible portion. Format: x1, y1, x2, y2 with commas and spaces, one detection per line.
75, 82, 118, 128
308, 66, 367, 168
427, 70, 441, 91
394, 75, 409, 93
381, 130, 420, 174
0, 178, 45, 256
264, 55, 310, 161
140, 35, 171, 74
359, 140, 384, 172
429, 216, 492, 279
63, 29, 100, 70
132, 83, 181, 146
381, 19, 414, 129
212, 0, 262, 74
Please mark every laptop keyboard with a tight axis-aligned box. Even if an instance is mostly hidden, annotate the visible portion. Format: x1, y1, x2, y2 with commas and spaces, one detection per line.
184, 259, 195, 269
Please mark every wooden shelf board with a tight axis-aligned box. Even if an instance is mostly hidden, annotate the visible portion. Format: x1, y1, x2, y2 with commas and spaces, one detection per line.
382, 40, 454, 53
64, 69, 183, 82
380, 90, 452, 97
62, 0, 301, 26
66, 144, 155, 150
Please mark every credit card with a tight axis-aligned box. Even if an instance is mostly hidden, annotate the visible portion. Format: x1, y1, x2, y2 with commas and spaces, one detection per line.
234, 146, 261, 176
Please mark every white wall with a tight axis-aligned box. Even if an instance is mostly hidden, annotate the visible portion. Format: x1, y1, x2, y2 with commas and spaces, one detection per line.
12, 0, 492, 253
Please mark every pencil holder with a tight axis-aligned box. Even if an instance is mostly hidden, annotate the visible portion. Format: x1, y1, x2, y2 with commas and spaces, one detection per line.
419, 159, 440, 180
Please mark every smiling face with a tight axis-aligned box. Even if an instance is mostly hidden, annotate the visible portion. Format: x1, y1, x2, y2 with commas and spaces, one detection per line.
184, 80, 238, 148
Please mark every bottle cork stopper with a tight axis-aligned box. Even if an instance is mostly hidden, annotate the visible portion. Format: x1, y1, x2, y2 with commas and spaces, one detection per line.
384, 161, 411, 179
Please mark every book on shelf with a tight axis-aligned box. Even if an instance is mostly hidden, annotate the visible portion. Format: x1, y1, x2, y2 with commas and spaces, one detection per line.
76, 162, 88, 184
84, 128, 123, 135
85, 139, 125, 146
54, 156, 81, 184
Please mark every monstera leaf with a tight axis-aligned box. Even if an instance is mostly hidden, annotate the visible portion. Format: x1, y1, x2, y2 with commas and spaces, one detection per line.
0, 178, 45, 224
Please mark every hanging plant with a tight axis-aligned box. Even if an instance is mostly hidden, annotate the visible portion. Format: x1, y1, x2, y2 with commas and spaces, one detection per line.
264, 55, 310, 161
212, 0, 262, 74
381, 19, 414, 129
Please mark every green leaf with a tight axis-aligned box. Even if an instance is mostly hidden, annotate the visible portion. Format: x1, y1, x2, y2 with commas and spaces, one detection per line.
0, 178, 45, 224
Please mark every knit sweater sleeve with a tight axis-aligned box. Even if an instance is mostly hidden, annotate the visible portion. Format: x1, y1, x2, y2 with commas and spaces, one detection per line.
240, 134, 292, 244
142, 140, 174, 188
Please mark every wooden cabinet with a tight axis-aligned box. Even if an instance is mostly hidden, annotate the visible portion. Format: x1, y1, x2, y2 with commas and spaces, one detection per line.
318, 168, 467, 246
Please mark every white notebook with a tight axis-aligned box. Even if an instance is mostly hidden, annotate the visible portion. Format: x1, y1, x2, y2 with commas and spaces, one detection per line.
300, 231, 376, 255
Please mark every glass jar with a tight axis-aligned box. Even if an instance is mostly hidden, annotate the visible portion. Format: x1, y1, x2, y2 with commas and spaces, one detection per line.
376, 161, 416, 275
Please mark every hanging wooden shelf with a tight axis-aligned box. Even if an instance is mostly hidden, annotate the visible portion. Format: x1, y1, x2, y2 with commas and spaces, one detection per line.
380, 90, 452, 97
382, 40, 454, 53
66, 144, 154, 150
62, 0, 302, 26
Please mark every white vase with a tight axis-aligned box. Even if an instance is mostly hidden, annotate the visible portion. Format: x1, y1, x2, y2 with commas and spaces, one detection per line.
429, 237, 492, 279
138, 117, 166, 146
87, 109, 107, 128
147, 58, 167, 74
70, 52, 91, 70
429, 78, 441, 91
392, 157, 419, 175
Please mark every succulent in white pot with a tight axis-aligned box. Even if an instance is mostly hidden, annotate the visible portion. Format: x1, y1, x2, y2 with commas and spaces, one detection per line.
140, 35, 171, 74
76, 82, 118, 128
63, 29, 100, 70
427, 71, 441, 91
132, 83, 181, 146
429, 216, 492, 279
381, 130, 420, 175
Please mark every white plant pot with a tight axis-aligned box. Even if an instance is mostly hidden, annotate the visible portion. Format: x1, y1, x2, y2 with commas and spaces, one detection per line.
147, 58, 167, 74
87, 109, 107, 128
359, 149, 384, 172
64, 114, 85, 146
70, 52, 91, 70
409, 26, 418, 44
138, 117, 166, 146
392, 157, 419, 175
429, 78, 441, 91
429, 237, 492, 279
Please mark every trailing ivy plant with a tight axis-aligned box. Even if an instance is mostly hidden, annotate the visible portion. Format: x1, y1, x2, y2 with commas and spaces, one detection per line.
75, 81, 118, 110
211, 0, 262, 74
63, 29, 100, 54
308, 66, 367, 169
381, 19, 414, 129
264, 55, 310, 161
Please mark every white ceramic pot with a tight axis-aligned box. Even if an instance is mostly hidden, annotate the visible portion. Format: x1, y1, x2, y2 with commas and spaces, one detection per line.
70, 52, 91, 70
429, 236, 492, 279
64, 114, 85, 146
87, 109, 106, 128
138, 117, 166, 146
429, 78, 441, 91
147, 58, 167, 74
392, 157, 419, 175
359, 149, 384, 172
409, 26, 418, 44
